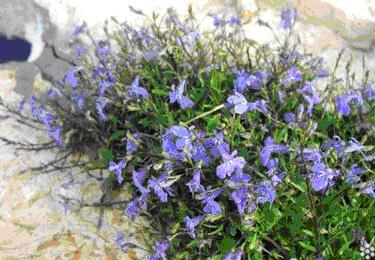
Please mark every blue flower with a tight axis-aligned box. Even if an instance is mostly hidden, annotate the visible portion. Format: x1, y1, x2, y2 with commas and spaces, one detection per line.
260, 137, 289, 166
54, 124, 63, 146
303, 148, 323, 162
231, 187, 248, 215
345, 164, 363, 184
72, 23, 86, 37
213, 15, 224, 28
361, 181, 375, 199
216, 149, 246, 179
184, 215, 205, 239
254, 180, 276, 204
283, 112, 295, 123
151, 240, 169, 260
192, 141, 210, 166
310, 161, 339, 192
234, 70, 250, 93
126, 133, 142, 155
109, 160, 127, 184
281, 67, 302, 85
169, 79, 194, 109
71, 92, 85, 110
64, 67, 78, 88
229, 170, 252, 183
227, 92, 249, 114
17, 99, 25, 113
128, 76, 149, 102
74, 44, 87, 57
186, 169, 205, 193
124, 199, 140, 221
148, 173, 174, 203
199, 187, 222, 215
279, 6, 297, 29
344, 138, 364, 153
224, 249, 243, 260
204, 131, 230, 158
162, 126, 193, 161
228, 16, 240, 26
96, 98, 108, 121
336, 91, 363, 116
132, 169, 149, 195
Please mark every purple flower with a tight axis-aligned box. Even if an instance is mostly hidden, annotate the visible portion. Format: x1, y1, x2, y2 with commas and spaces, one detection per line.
314, 69, 329, 78
115, 230, 128, 253
18, 99, 25, 113
228, 16, 240, 26
132, 169, 149, 195
231, 187, 248, 215
187, 169, 205, 193
310, 161, 339, 192
224, 250, 243, 260
344, 138, 364, 153
30, 96, 37, 117
148, 173, 174, 203
47, 88, 58, 97
72, 23, 86, 37
227, 92, 249, 114
162, 126, 193, 160
283, 112, 295, 123
199, 187, 222, 215
303, 148, 323, 162
213, 15, 224, 28
109, 160, 127, 184
205, 131, 230, 158
281, 67, 302, 85
192, 141, 210, 166
321, 139, 346, 157
271, 172, 285, 187
234, 70, 250, 93
248, 74, 263, 89
151, 240, 169, 260
74, 44, 87, 57
184, 215, 205, 239
124, 199, 140, 221
345, 164, 363, 184
169, 79, 194, 109
363, 85, 375, 100
71, 92, 85, 110
98, 80, 112, 97
54, 124, 63, 146
336, 91, 363, 116
254, 180, 276, 204
96, 98, 108, 121
126, 133, 142, 155
361, 181, 375, 199
216, 149, 246, 179
260, 137, 289, 166
280, 6, 297, 29
229, 170, 252, 183
128, 76, 149, 102
64, 67, 78, 88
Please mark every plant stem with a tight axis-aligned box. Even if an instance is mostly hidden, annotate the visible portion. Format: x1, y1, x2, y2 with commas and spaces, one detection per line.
183, 104, 225, 125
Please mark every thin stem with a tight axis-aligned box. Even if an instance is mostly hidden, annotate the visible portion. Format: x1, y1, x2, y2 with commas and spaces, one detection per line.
183, 104, 225, 125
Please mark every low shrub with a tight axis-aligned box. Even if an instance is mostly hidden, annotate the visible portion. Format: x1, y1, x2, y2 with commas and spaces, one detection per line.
3, 5, 374, 259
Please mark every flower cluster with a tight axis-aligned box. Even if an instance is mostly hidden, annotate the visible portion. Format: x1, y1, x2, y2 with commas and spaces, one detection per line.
14, 5, 375, 259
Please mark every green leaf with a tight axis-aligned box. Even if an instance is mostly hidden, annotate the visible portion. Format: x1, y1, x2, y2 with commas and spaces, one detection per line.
152, 88, 169, 96
206, 114, 221, 133
298, 241, 316, 252
248, 233, 258, 250
100, 148, 113, 163
219, 236, 235, 254
109, 130, 125, 142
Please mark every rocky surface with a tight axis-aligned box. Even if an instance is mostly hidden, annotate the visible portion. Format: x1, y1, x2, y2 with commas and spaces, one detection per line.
0, 0, 374, 259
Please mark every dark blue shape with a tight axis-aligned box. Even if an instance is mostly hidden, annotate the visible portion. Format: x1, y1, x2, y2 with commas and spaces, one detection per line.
0, 35, 31, 63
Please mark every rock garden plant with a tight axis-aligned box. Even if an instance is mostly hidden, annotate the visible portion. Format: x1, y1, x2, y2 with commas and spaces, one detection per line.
1, 5, 374, 259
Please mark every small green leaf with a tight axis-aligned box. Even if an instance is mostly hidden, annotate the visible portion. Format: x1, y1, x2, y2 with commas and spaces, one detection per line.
298, 241, 316, 252
109, 130, 125, 142
219, 236, 235, 254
